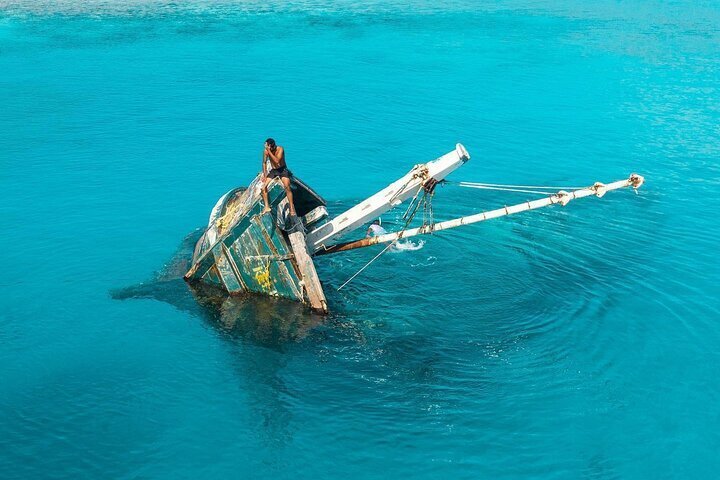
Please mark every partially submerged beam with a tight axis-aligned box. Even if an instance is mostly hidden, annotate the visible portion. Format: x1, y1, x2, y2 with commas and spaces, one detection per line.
305, 144, 470, 254
315, 174, 645, 256
288, 231, 328, 313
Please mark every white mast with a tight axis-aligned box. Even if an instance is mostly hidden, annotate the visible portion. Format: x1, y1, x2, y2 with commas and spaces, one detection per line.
305, 144, 470, 253
315, 174, 645, 255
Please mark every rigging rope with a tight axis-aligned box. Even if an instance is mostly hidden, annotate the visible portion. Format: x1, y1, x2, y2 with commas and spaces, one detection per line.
402, 184, 423, 220
456, 181, 585, 190
456, 184, 560, 196
454, 180, 588, 196
336, 241, 397, 292
337, 186, 429, 291
337, 177, 579, 291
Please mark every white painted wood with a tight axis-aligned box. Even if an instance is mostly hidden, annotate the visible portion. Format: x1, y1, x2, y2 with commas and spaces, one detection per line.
339, 175, 644, 249
305, 144, 470, 253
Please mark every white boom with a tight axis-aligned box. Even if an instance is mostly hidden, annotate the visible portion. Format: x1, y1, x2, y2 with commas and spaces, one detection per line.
305, 144, 470, 253
315, 174, 645, 255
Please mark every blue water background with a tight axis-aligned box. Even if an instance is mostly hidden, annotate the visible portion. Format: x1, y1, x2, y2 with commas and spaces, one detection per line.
1, 1, 719, 478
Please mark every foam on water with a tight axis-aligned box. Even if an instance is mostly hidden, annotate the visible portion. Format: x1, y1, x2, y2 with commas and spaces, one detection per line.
391, 239, 424, 252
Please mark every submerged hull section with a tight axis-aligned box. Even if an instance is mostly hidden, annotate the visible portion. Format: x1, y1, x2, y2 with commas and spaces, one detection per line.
185, 174, 328, 312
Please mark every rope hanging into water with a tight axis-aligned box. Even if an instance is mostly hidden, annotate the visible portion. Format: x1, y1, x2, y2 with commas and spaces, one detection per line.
336, 241, 397, 291
337, 187, 429, 291
337, 178, 581, 290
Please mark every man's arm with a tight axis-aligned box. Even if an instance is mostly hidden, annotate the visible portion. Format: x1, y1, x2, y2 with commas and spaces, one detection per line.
266, 146, 284, 165
262, 150, 269, 177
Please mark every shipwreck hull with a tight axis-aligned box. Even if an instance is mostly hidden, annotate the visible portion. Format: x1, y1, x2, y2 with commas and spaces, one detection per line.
185, 174, 329, 312
185, 145, 473, 313
173, 144, 643, 315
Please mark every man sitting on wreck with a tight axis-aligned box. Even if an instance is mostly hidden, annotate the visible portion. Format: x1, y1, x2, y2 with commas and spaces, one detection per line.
261, 138, 296, 216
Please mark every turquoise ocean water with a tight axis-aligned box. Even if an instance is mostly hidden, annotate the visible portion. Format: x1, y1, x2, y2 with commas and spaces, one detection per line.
1, 1, 719, 478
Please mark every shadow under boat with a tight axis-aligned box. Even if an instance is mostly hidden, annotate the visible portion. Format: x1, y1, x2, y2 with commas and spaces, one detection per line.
110, 229, 326, 348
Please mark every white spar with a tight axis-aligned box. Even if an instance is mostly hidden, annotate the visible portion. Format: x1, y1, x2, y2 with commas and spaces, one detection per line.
305, 143, 471, 253
316, 174, 645, 255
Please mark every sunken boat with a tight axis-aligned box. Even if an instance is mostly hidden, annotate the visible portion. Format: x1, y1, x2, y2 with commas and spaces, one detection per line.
185, 144, 644, 313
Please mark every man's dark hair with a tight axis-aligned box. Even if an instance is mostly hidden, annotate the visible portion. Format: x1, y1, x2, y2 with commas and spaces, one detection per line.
265, 138, 276, 147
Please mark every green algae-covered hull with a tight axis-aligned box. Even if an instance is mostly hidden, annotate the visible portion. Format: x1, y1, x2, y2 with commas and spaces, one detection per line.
185, 174, 329, 312
185, 145, 475, 313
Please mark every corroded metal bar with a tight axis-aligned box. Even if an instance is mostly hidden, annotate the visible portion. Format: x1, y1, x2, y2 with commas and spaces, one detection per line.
315, 237, 375, 255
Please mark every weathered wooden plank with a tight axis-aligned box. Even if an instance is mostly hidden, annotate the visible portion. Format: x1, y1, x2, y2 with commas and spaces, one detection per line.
228, 238, 259, 292
235, 221, 278, 296
201, 264, 223, 287
185, 182, 283, 281
186, 171, 325, 308
245, 219, 301, 300
288, 231, 327, 313
250, 215, 304, 301
220, 243, 246, 293
214, 243, 240, 292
